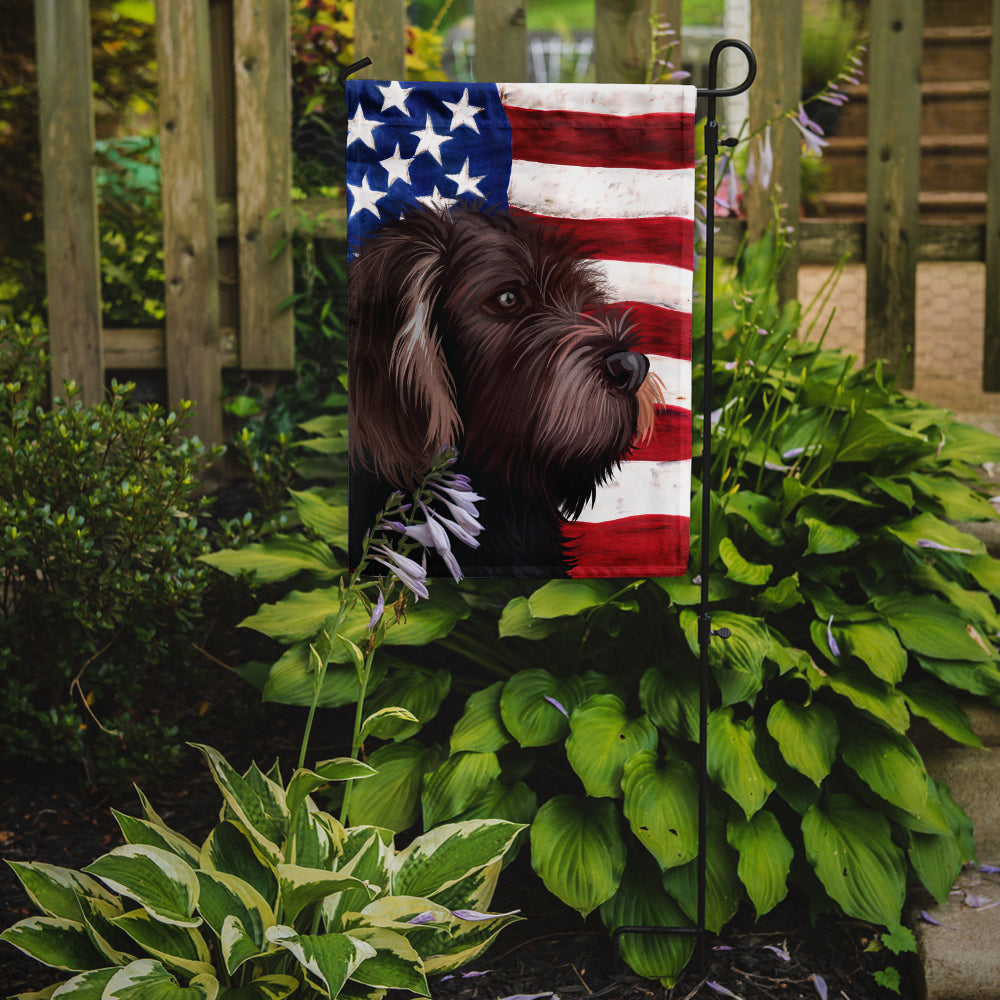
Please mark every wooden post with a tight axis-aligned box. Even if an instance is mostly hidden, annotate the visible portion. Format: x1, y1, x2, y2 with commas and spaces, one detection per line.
864, 0, 923, 390
354, 0, 406, 80
34, 0, 104, 405
746, 0, 801, 305
983, 0, 1000, 390
233, 0, 294, 369
157, 0, 223, 445
474, 0, 527, 82
594, 0, 654, 84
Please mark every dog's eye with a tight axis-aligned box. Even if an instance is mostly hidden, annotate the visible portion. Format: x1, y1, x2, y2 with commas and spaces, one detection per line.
485, 288, 524, 314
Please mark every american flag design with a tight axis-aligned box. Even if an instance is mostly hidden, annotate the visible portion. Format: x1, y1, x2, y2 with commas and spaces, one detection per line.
346, 80, 694, 578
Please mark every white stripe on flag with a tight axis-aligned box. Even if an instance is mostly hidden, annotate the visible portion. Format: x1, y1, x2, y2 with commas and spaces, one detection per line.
499, 82, 697, 117
593, 258, 693, 314
508, 162, 695, 221
574, 460, 692, 522
649, 356, 692, 410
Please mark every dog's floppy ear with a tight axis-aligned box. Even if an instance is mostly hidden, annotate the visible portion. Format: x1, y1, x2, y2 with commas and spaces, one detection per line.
349, 210, 462, 488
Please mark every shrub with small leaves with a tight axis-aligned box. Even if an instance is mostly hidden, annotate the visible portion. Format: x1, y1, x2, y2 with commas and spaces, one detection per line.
0, 317, 220, 783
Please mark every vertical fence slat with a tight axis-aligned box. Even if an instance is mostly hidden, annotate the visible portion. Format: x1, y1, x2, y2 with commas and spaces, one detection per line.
657, 0, 683, 76
746, 0, 801, 304
233, 0, 294, 370
983, 0, 1000, 390
864, 0, 923, 389
594, 0, 653, 84
474, 0, 527, 82
354, 0, 406, 79
157, 0, 223, 444
34, 0, 103, 405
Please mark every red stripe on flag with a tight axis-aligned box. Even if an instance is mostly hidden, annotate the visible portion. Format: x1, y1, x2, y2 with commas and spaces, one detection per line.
630, 407, 691, 462
618, 302, 692, 360
509, 211, 693, 270
562, 514, 690, 578
505, 106, 694, 170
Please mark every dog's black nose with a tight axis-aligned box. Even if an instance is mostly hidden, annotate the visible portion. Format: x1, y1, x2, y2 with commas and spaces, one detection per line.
604, 351, 649, 394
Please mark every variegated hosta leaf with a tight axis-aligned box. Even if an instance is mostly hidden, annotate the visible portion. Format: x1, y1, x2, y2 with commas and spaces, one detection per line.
599, 854, 694, 987
195, 871, 274, 974
421, 906, 523, 975
565, 695, 658, 799
0, 916, 107, 971
621, 751, 699, 871
214, 974, 300, 1000
285, 760, 376, 823
199, 822, 278, 910
802, 793, 906, 926
323, 829, 393, 931
391, 820, 524, 901
707, 707, 776, 819
345, 926, 429, 995
83, 845, 200, 928
765, 700, 838, 786
727, 810, 793, 917
112, 810, 202, 868
288, 801, 343, 870
421, 751, 501, 829
110, 908, 214, 979
450, 681, 511, 754
4, 861, 118, 922
277, 864, 375, 925
44, 966, 118, 997
265, 925, 376, 998
102, 958, 218, 999
190, 745, 287, 863
423, 859, 501, 916
77, 894, 136, 966
529, 795, 626, 917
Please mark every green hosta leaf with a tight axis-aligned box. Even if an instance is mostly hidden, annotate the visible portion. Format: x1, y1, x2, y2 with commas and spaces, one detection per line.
216, 975, 299, 999
967, 553, 1000, 597
802, 793, 906, 926
809, 661, 910, 732
916, 655, 1000, 697
835, 410, 927, 463
345, 926, 428, 994
621, 751, 698, 871
362, 667, 451, 740
839, 718, 929, 817
599, 853, 694, 987
450, 682, 511, 754
453, 779, 538, 827
661, 810, 741, 933
527, 578, 619, 617
499, 670, 584, 747
718, 537, 772, 585
265, 926, 375, 997
639, 664, 699, 742
288, 488, 349, 544
765, 700, 838, 786
277, 865, 374, 925
530, 795, 626, 917
393, 820, 524, 900
261, 644, 382, 709
835, 621, 907, 684
935, 421, 1000, 464
680, 610, 770, 706
199, 822, 278, 910
111, 908, 214, 978
707, 708, 776, 818
866, 474, 914, 509
565, 695, 658, 798
112, 812, 201, 868
195, 871, 273, 974
727, 811, 793, 918
901, 680, 982, 748
4, 862, 118, 922
802, 517, 859, 556
906, 472, 998, 521
724, 490, 784, 545
83, 846, 200, 928
285, 759, 375, 822
874, 594, 995, 662
886, 512, 985, 556
909, 818, 966, 906
241, 589, 344, 644
911, 562, 1000, 632
190, 746, 287, 862
200, 535, 341, 583
103, 959, 218, 1000
347, 740, 442, 832
421, 751, 502, 828
0, 916, 107, 971
755, 573, 804, 614
497, 596, 564, 639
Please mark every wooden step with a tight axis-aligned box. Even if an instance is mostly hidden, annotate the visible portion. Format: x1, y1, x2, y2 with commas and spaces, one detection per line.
813, 190, 987, 222
922, 0, 992, 28
922, 25, 993, 83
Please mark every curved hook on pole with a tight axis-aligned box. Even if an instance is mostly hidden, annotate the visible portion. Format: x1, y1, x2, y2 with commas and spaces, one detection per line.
697, 38, 757, 99
337, 57, 373, 91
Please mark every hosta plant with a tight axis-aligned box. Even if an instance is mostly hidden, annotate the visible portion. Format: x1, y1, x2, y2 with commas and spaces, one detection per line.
1, 743, 523, 999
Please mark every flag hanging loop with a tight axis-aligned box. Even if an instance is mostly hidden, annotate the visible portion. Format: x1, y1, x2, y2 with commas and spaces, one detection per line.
612, 38, 756, 974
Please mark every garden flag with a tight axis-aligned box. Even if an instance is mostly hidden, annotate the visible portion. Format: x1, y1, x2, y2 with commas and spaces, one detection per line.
347, 80, 695, 579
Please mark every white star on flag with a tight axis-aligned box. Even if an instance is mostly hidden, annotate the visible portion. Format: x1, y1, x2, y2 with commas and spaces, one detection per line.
442, 88, 484, 132
377, 80, 412, 114
415, 186, 457, 211
446, 158, 486, 198
347, 105, 380, 149
380, 144, 415, 186
411, 115, 452, 164
348, 174, 386, 218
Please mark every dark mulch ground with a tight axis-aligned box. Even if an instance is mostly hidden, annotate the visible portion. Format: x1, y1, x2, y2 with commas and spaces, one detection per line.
1, 741, 915, 1000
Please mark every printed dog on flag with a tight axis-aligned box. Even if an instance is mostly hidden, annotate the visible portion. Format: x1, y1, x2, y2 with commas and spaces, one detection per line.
348, 202, 662, 576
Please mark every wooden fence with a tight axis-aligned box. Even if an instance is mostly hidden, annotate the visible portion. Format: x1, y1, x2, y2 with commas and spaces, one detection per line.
33, 0, 1000, 445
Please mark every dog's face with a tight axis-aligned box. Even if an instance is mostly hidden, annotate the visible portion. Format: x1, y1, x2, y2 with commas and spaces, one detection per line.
349, 204, 660, 518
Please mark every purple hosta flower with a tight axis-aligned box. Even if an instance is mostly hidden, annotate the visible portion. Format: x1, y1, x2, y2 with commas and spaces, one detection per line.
441, 970, 493, 982
370, 544, 429, 600
917, 538, 973, 555
979, 864, 1000, 874
497, 994, 558, 1000
706, 983, 742, 999
827, 616, 842, 657
763, 944, 791, 962
812, 974, 828, 1000
451, 908, 521, 921
715, 157, 742, 215
791, 104, 829, 157
747, 124, 774, 191
367, 590, 385, 631
407, 911, 438, 925
544, 695, 569, 718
